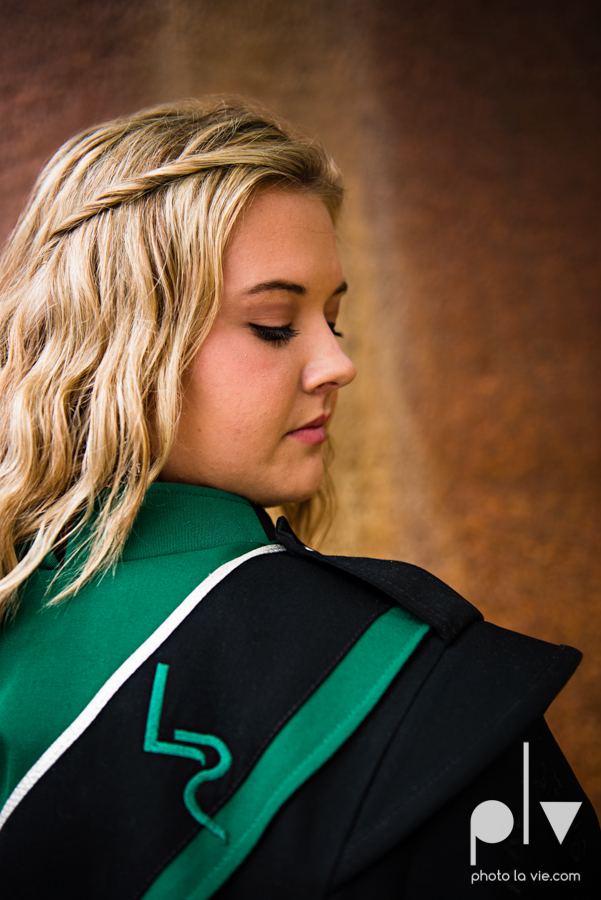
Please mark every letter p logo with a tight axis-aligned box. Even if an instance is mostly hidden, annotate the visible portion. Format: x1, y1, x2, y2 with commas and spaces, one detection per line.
470, 800, 514, 865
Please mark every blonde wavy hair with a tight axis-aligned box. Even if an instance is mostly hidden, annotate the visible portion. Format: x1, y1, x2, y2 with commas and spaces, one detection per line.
0, 99, 342, 619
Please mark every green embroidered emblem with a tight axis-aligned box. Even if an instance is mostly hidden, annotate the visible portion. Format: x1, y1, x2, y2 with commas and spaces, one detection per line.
144, 662, 232, 843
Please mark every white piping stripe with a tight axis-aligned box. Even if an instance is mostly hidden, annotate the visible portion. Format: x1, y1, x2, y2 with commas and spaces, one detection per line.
0, 543, 284, 831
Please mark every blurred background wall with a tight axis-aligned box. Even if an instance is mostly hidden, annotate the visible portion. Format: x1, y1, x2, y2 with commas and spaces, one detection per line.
1, 0, 600, 815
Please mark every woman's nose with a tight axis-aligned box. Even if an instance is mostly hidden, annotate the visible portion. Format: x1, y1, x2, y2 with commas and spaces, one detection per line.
301, 328, 357, 395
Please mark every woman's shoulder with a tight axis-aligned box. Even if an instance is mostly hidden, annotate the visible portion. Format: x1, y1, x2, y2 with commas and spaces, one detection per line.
246, 520, 596, 891
236, 515, 583, 806
273, 515, 482, 640
267, 516, 581, 690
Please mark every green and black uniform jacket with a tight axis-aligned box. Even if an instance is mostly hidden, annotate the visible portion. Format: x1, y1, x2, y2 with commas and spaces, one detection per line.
0, 485, 599, 898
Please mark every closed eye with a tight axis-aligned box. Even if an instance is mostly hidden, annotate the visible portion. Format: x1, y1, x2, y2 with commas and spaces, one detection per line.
249, 323, 300, 346
328, 323, 344, 338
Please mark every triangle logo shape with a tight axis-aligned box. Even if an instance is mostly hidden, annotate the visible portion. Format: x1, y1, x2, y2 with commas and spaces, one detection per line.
540, 801, 582, 844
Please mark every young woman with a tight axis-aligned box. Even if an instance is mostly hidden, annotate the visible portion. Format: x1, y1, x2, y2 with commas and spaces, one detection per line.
0, 101, 598, 899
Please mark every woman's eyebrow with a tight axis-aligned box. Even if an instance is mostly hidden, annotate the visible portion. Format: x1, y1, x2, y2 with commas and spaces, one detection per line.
245, 279, 348, 297
246, 280, 306, 296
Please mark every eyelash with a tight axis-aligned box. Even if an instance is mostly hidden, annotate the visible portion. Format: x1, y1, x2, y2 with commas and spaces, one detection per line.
249, 322, 343, 345
249, 324, 300, 346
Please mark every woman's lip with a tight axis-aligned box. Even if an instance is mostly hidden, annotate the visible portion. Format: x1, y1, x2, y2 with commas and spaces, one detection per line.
286, 413, 330, 444
298, 413, 330, 429
287, 424, 327, 444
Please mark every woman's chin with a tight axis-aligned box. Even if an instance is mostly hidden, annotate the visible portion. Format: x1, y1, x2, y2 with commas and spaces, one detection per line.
254, 484, 320, 509
250, 466, 324, 509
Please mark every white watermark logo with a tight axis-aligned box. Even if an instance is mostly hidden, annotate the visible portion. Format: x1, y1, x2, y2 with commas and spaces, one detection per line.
471, 870, 580, 885
470, 743, 581, 865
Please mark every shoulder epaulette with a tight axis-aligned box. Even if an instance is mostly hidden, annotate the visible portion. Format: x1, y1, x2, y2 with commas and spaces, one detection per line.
275, 516, 481, 644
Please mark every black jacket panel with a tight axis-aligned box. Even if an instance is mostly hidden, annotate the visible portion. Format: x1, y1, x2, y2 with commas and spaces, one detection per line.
335, 622, 582, 881
330, 717, 601, 899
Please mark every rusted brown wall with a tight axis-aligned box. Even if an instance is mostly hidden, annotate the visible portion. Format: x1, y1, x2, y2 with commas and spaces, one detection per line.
1, 0, 600, 814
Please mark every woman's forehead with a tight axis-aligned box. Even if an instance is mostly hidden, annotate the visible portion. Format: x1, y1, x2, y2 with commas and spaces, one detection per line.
223, 190, 343, 295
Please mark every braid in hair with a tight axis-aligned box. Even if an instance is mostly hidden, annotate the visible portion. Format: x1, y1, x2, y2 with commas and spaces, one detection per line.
47, 145, 317, 243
